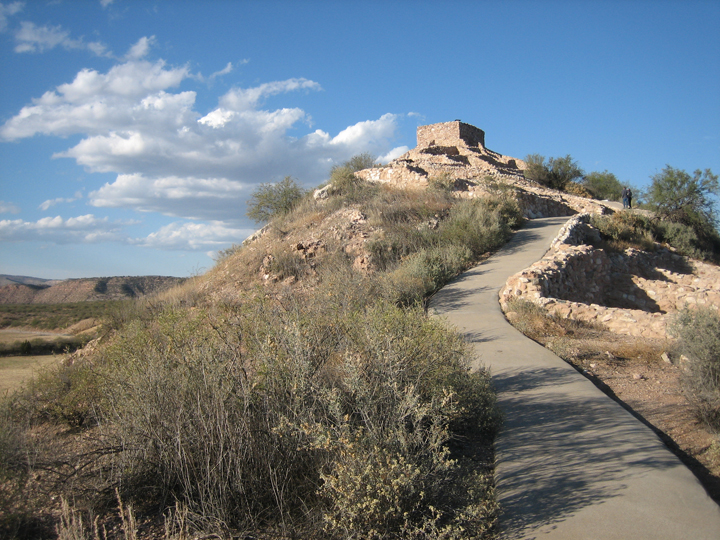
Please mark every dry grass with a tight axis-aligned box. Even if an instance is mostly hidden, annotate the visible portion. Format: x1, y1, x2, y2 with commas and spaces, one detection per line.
503, 298, 664, 364
0, 355, 62, 395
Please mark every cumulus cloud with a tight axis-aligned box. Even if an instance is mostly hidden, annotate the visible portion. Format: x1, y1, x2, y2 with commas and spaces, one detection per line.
1, 51, 407, 250
90, 174, 248, 220
0, 1, 22, 32
378, 146, 410, 164
0, 59, 192, 140
0, 214, 126, 243
0, 200, 20, 214
135, 220, 254, 251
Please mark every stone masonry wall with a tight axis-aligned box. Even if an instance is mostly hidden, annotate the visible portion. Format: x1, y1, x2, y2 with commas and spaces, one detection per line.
417, 121, 486, 148
500, 214, 720, 339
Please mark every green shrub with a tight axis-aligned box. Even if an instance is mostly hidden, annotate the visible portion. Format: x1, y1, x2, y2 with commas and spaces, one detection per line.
591, 212, 719, 262
582, 170, 624, 201
590, 212, 657, 252
672, 307, 720, 431
646, 166, 719, 236
524, 154, 584, 191
246, 176, 306, 224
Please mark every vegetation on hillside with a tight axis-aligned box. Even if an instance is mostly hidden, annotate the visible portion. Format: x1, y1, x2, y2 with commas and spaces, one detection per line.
591, 209, 719, 263
581, 170, 625, 201
0, 155, 523, 539
645, 166, 719, 252
246, 176, 307, 224
672, 307, 720, 432
523, 154, 584, 191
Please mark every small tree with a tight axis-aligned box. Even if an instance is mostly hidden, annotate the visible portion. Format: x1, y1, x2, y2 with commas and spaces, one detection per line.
646, 166, 719, 234
583, 170, 624, 201
524, 154, 584, 191
246, 176, 306, 224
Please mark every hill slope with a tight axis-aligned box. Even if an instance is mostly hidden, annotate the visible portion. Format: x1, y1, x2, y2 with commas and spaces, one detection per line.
0, 275, 186, 304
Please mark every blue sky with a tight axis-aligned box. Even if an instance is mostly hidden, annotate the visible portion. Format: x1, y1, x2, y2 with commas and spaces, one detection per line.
1, 0, 718, 279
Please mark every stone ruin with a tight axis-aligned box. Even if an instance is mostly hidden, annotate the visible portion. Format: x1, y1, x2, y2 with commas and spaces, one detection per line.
500, 214, 720, 339
352, 120, 615, 218
355, 120, 526, 188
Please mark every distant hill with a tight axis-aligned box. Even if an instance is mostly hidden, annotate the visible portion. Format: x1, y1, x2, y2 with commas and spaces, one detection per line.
0, 274, 62, 287
0, 275, 187, 304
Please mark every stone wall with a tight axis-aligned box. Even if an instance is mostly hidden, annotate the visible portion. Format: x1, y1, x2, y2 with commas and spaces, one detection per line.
417, 121, 486, 148
500, 214, 720, 338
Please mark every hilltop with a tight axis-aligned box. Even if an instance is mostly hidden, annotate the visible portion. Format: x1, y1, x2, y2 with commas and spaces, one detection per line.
2, 121, 718, 540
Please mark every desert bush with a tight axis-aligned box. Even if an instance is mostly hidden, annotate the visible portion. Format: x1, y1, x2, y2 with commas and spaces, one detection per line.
582, 170, 624, 201
655, 220, 720, 262
246, 176, 306, 224
428, 172, 456, 191
591, 212, 719, 261
590, 212, 657, 253
88, 295, 500, 537
672, 307, 720, 431
524, 154, 584, 191
564, 181, 594, 198
12, 359, 102, 428
646, 166, 719, 234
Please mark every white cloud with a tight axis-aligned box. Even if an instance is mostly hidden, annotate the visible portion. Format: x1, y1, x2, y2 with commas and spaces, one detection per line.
13, 21, 110, 56
219, 78, 321, 111
0, 200, 20, 214
0, 214, 125, 243
209, 61, 233, 81
1, 56, 405, 226
39, 192, 82, 211
198, 108, 236, 128
100, 0, 115, 8
125, 36, 154, 60
136, 221, 254, 251
378, 146, 409, 164
0, 59, 193, 140
90, 174, 248, 220
0, 1, 22, 32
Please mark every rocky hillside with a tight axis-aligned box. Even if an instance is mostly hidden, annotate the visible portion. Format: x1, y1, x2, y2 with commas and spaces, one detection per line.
0, 275, 186, 304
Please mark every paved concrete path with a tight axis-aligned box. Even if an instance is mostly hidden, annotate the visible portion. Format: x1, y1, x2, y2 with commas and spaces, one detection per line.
429, 216, 720, 539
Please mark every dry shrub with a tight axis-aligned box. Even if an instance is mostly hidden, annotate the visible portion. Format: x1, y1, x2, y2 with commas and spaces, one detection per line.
504, 298, 567, 342
89, 297, 500, 537
672, 307, 720, 431
590, 212, 657, 253
564, 181, 593, 198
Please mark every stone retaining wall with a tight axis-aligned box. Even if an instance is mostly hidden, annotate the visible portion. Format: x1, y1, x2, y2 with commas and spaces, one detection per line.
500, 214, 720, 338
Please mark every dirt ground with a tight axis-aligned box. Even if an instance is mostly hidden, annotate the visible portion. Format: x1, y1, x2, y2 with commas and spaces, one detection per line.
549, 332, 720, 504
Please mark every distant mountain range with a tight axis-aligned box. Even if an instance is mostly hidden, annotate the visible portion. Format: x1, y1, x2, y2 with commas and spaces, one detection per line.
0, 275, 187, 304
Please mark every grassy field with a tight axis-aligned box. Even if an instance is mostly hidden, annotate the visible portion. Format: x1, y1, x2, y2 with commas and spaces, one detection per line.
0, 354, 62, 395
0, 300, 127, 330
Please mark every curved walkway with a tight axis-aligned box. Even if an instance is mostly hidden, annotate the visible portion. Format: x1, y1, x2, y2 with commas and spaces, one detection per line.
429, 216, 720, 539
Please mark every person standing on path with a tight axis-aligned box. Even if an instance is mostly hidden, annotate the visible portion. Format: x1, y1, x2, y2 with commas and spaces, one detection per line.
626, 187, 633, 208
621, 187, 628, 208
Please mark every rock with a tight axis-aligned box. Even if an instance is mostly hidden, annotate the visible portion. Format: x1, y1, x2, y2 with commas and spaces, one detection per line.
633, 373, 644, 380
661, 352, 672, 364
314, 184, 331, 200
